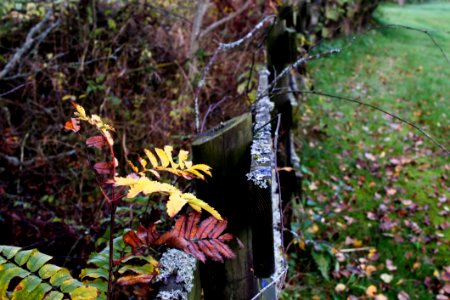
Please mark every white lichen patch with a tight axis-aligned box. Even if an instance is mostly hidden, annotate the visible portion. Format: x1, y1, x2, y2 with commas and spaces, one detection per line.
156, 249, 197, 300
247, 69, 275, 189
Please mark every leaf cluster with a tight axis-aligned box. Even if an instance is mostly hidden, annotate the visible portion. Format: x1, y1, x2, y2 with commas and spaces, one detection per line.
0, 245, 99, 300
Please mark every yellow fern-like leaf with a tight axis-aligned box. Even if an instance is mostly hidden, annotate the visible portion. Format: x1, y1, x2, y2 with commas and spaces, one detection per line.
114, 176, 140, 186
182, 169, 205, 180
189, 164, 212, 177
178, 150, 189, 169
164, 145, 179, 169
72, 102, 87, 119
183, 193, 222, 220
166, 192, 188, 218
155, 148, 170, 168
138, 157, 147, 169
144, 149, 158, 168
127, 160, 139, 173
115, 177, 177, 198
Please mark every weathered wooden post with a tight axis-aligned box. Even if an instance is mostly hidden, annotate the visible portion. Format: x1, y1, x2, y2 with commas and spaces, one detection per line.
192, 113, 257, 299
247, 69, 280, 300
267, 4, 300, 248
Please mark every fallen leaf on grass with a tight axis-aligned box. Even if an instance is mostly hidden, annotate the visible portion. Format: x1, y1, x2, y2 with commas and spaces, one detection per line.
366, 285, 377, 298
386, 259, 397, 271
335, 283, 346, 293
365, 265, 377, 277
397, 291, 410, 300
380, 273, 393, 283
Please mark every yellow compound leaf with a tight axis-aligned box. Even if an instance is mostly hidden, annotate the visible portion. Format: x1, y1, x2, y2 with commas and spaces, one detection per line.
183, 169, 205, 180
155, 148, 170, 168
126, 161, 139, 173
178, 150, 189, 169
138, 157, 147, 169
183, 193, 222, 220
71, 102, 87, 119
164, 145, 178, 169
71, 286, 98, 300
114, 176, 140, 186
167, 192, 188, 218
62, 94, 76, 101
190, 164, 212, 177
144, 149, 158, 168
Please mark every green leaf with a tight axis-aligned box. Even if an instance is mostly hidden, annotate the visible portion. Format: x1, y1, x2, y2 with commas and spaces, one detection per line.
0, 245, 22, 259
0, 246, 100, 299
26, 249, 52, 272
27, 282, 52, 299
42, 291, 64, 300
0, 263, 30, 298
38, 264, 61, 279
71, 285, 99, 300
87, 253, 109, 269
14, 250, 33, 266
80, 268, 109, 280
50, 269, 73, 286
13, 274, 42, 294
312, 252, 331, 281
83, 279, 107, 293
60, 278, 83, 293
118, 263, 155, 275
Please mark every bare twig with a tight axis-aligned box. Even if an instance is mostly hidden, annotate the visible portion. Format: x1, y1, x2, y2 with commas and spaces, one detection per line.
194, 15, 275, 132
250, 267, 288, 300
267, 48, 341, 92
200, 95, 230, 132
270, 89, 449, 154
0, 10, 60, 80
0, 150, 76, 168
378, 24, 450, 65
199, 0, 252, 39
0, 82, 32, 97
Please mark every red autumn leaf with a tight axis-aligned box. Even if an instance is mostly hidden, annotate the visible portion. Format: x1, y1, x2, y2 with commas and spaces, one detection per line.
117, 274, 157, 286
94, 161, 114, 175
86, 135, 107, 149
170, 212, 236, 263
120, 212, 236, 264
64, 118, 80, 132
93, 159, 118, 175
123, 230, 143, 250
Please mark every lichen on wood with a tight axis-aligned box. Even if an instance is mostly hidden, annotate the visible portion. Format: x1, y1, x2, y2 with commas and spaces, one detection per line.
247, 69, 274, 189
156, 249, 197, 300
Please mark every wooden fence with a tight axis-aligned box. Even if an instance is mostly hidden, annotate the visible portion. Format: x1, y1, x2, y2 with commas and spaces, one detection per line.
155, 5, 306, 299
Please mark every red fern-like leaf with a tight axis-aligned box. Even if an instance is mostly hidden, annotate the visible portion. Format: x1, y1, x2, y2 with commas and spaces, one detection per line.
121, 212, 236, 263
167, 212, 236, 262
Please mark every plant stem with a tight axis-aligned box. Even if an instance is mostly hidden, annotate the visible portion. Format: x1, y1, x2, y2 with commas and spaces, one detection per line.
107, 143, 117, 299
107, 203, 116, 300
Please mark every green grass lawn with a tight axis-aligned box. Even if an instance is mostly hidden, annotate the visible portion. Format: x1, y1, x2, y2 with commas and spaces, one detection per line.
283, 3, 450, 299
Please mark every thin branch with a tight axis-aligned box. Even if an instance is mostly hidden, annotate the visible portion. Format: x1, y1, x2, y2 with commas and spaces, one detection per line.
200, 95, 230, 132
309, 23, 450, 67
0, 10, 59, 80
0, 150, 76, 167
0, 82, 32, 97
193, 15, 275, 132
199, 0, 252, 39
270, 88, 449, 154
378, 23, 450, 66
267, 48, 341, 92
250, 266, 288, 300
